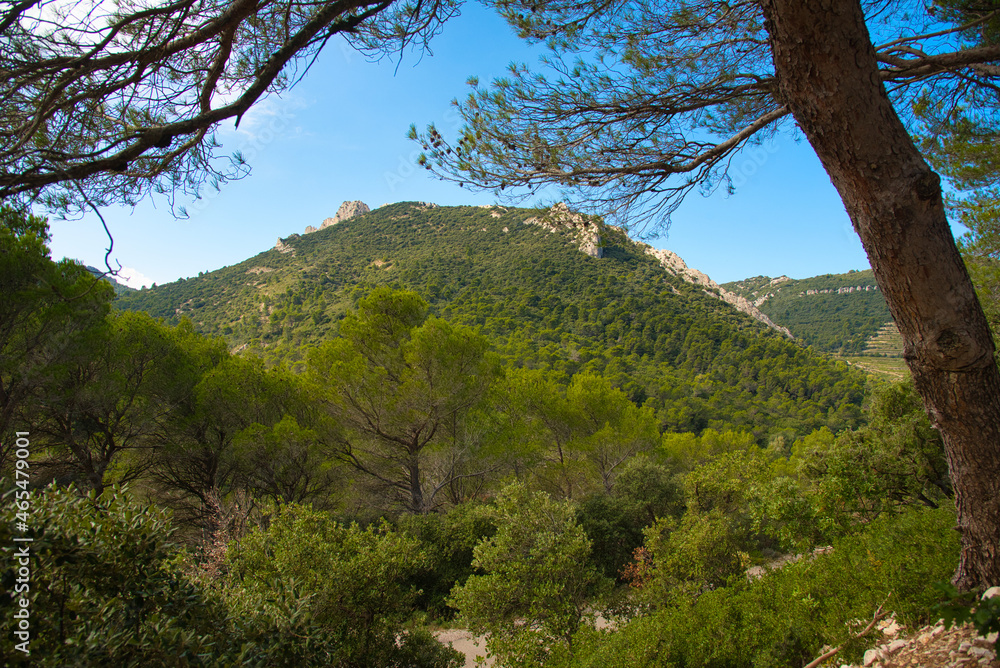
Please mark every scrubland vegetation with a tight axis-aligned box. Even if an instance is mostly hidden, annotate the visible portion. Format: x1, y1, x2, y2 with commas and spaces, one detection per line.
2, 204, 987, 666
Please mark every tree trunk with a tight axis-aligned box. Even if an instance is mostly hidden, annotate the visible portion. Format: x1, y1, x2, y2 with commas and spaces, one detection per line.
408, 448, 425, 513
760, 0, 1000, 591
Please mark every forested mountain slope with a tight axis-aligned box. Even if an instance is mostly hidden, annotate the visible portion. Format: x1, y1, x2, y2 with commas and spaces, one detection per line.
86, 265, 136, 295
723, 270, 894, 354
117, 202, 867, 441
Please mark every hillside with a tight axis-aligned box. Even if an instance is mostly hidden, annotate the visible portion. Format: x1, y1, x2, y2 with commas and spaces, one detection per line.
86, 265, 136, 295
723, 270, 894, 354
117, 201, 867, 442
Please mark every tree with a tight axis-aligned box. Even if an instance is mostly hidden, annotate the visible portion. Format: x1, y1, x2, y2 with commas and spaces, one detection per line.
0, 0, 459, 214
152, 353, 306, 530
506, 369, 659, 499
0, 207, 111, 470
307, 287, 499, 513
448, 483, 609, 667
916, 2, 1000, 337
952, 193, 1000, 334
231, 414, 344, 506
31, 310, 186, 493
415, 1, 1000, 591
794, 382, 953, 529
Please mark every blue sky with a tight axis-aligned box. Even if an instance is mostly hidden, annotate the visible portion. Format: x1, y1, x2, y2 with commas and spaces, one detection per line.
48, 3, 880, 288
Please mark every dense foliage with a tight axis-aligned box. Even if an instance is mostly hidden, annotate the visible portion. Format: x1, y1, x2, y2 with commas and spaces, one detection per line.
449, 483, 610, 667
722, 270, 893, 354
581, 505, 959, 668
1, 206, 970, 666
0, 485, 462, 667
118, 203, 868, 443
0, 206, 112, 470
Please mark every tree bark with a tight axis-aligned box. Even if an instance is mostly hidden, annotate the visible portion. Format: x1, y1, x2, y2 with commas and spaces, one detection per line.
408, 447, 426, 514
759, 0, 1000, 590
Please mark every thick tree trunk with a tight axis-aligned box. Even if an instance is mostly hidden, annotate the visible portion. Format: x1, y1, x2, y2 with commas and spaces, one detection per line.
760, 0, 1000, 591
408, 448, 426, 513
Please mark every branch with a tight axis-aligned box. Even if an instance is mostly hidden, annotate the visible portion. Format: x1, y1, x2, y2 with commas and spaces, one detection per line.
801, 604, 888, 668
878, 43, 1000, 82
476, 105, 787, 186
0, 0, 36, 35
874, 9, 1000, 53
603, 105, 790, 178
0, 0, 405, 208
0, 0, 386, 195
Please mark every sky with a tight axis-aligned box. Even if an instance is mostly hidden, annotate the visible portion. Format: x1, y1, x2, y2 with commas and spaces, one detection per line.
47, 4, 901, 289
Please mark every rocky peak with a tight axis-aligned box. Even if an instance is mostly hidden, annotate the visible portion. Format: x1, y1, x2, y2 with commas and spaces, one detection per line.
273, 234, 299, 254
314, 200, 371, 231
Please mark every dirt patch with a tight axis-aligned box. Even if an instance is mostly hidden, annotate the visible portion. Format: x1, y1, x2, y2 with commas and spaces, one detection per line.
434, 629, 492, 668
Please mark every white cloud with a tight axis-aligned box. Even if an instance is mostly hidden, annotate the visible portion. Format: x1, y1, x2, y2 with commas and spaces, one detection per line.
117, 266, 155, 289
217, 93, 306, 146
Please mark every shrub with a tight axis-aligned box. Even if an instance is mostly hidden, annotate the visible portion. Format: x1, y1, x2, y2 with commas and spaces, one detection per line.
0, 485, 462, 667
224, 502, 462, 667
397, 501, 497, 618
0, 484, 230, 666
578, 504, 960, 668
449, 483, 611, 668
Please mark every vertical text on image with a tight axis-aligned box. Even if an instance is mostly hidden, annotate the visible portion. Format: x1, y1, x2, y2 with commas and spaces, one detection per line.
11, 431, 32, 656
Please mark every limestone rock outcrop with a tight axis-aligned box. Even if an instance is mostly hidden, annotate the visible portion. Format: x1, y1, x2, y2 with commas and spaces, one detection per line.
523, 203, 604, 258
319, 200, 370, 230
273, 234, 299, 254
746, 278, 880, 308
643, 246, 794, 338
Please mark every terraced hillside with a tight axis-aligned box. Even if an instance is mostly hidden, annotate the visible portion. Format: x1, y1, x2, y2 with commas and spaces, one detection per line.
723, 270, 894, 354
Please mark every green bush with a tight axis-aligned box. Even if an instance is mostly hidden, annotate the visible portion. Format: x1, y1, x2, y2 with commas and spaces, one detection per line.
0, 484, 230, 666
225, 502, 462, 668
449, 483, 611, 668
577, 504, 960, 668
398, 501, 498, 618
576, 457, 684, 582
0, 485, 462, 667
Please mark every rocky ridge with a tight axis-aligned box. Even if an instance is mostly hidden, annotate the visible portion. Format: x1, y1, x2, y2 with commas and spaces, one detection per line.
750, 284, 881, 308
802, 285, 880, 297
521, 202, 793, 336
270, 200, 794, 337
274, 200, 372, 251
273, 237, 295, 254
318, 200, 371, 230
727, 274, 881, 308
641, 246, 794, 338
522, 202, 605, 258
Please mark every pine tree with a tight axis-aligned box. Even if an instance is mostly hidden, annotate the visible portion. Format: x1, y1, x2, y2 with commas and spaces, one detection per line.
414, 0, 1000, 590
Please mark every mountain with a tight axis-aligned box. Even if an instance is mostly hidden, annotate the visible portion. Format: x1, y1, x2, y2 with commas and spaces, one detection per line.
116, 201, 867, 442
722, 270, 895, 355
85, 265, 137, 295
